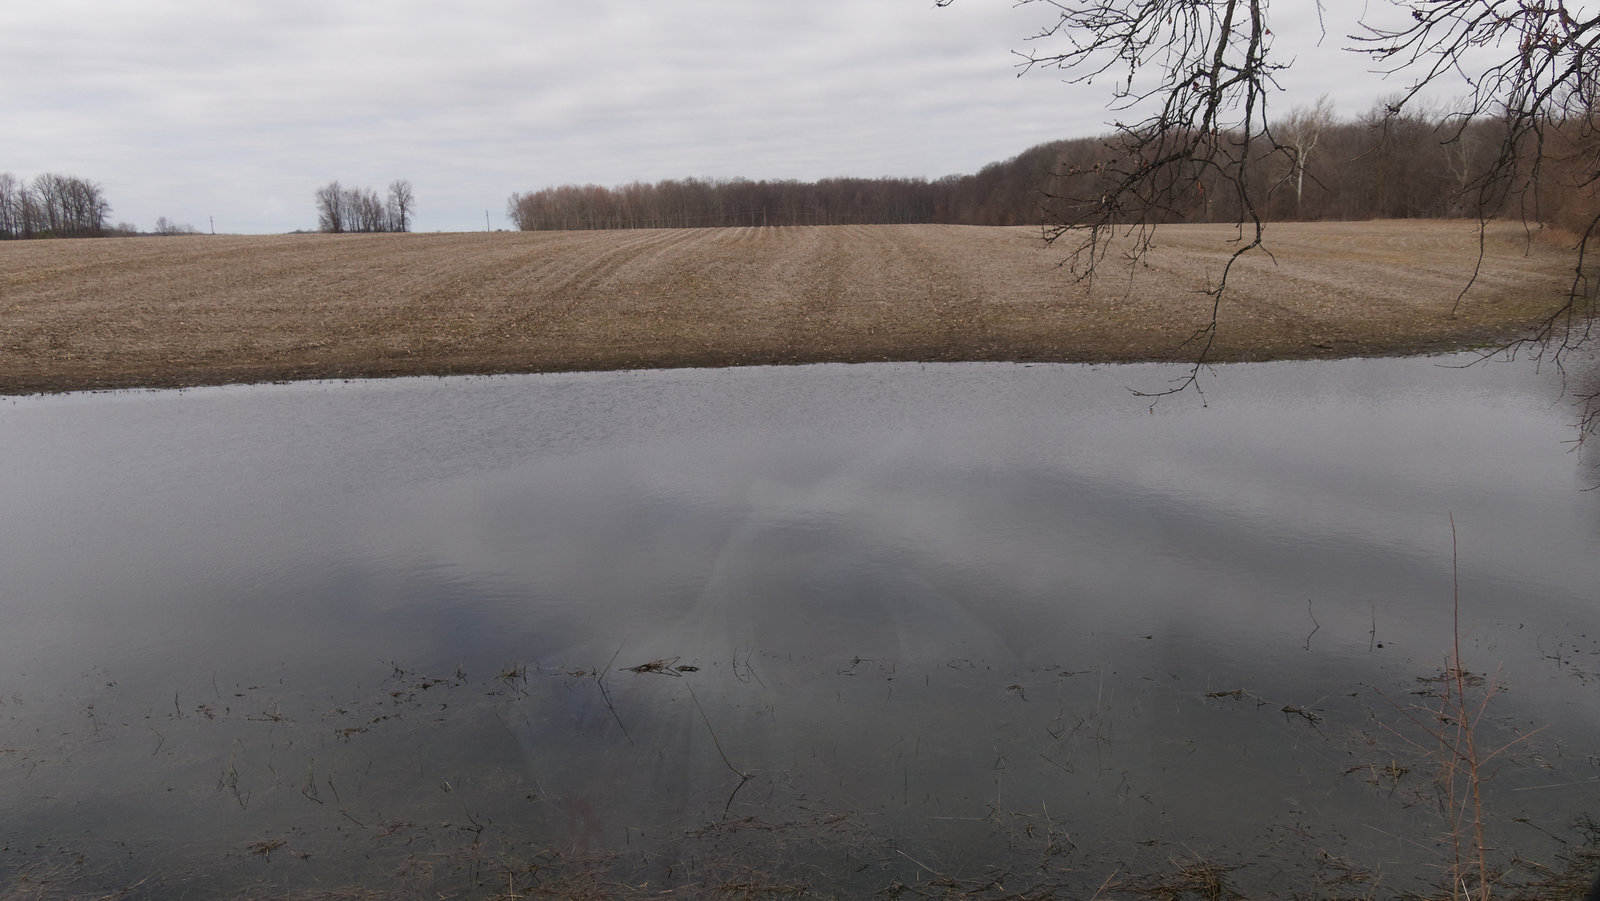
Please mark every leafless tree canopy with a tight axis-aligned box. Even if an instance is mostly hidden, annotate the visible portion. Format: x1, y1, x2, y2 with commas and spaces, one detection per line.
153, 216, 199, 236
1277, 95, 1336, 216
0, 171, 112, 239
388, 179, 416, 233
507, 103, 1579, 231
938, 0, 1599, 408
508, 176, 963, 230
315, 180, 414, 233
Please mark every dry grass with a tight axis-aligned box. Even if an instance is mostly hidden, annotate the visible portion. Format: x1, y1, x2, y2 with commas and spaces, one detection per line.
0, 220, 1579, 394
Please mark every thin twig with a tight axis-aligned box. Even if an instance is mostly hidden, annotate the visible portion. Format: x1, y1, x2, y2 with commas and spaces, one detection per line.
684, 681, 751, 817
593, 643, 633, 746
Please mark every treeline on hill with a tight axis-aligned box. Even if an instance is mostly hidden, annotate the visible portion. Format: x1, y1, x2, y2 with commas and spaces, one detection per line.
314, 179, 416, 233
0, 172, 113, 238
507, 100, 1598, 234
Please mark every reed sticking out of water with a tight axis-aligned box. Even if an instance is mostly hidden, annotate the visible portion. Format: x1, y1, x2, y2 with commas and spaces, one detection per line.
593, 644, 632, 746
1382, 514, 1546, 900
684, 680, 751, 817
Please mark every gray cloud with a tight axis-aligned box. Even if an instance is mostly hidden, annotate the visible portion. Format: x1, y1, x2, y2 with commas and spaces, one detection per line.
3, 1, 1470, 234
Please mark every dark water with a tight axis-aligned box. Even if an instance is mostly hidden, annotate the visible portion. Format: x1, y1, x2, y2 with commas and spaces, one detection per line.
0, 358, 1596, 897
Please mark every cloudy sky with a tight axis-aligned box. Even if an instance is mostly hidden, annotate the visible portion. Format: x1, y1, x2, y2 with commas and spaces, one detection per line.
5, 1, 1462, 234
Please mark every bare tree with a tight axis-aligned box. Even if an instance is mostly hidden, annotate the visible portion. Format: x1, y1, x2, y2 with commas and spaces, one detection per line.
940, 0, 1600, 416
23, 173, 110, 238
154, 216, 198, 236
348, 186, 386, 233
387, 179, 415, 232
1276, 94, 1336, 217
317, 180, 415, 233
0, 172, 20, 239
315, 181, 345, 233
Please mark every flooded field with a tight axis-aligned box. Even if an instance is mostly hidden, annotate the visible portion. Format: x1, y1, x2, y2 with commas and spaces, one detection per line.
0, 357, 1597, 898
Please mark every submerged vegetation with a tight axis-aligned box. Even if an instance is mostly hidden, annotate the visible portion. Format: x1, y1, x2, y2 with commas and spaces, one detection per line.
2, 624, 1596, 899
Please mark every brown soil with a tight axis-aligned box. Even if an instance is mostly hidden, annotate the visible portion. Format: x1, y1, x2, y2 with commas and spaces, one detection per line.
0, 220, 1580, 394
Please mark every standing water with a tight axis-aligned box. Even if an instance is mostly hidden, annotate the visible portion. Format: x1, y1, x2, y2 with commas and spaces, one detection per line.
0, 357, 1596, 898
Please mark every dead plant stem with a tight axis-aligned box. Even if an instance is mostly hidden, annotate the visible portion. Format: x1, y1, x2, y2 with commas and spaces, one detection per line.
684, 681, 751, 816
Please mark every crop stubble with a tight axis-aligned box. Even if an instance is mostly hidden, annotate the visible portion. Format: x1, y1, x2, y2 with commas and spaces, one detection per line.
0, 220, 1578, 394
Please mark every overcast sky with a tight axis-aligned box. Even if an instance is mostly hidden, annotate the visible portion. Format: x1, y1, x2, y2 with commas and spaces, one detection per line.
4, 1, 1479, 234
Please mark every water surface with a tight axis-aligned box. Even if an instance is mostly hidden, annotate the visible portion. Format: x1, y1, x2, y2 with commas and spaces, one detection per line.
0, 357, 1595, 897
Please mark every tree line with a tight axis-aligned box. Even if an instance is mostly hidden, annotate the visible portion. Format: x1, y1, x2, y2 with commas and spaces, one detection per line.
2, 171, 424, 238
507, 176, 954, 230
0, 172, 113, 239
505, 97, 1597, 236
314, 180, 415, 233
8, 96, 1593, 240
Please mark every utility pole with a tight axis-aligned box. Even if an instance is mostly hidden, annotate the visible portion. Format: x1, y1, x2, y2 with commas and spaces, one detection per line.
485, 210, 491, 232
209, 215, 215, 235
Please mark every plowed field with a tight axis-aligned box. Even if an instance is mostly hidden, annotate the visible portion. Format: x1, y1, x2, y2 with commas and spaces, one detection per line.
0, 220, 1580, 394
